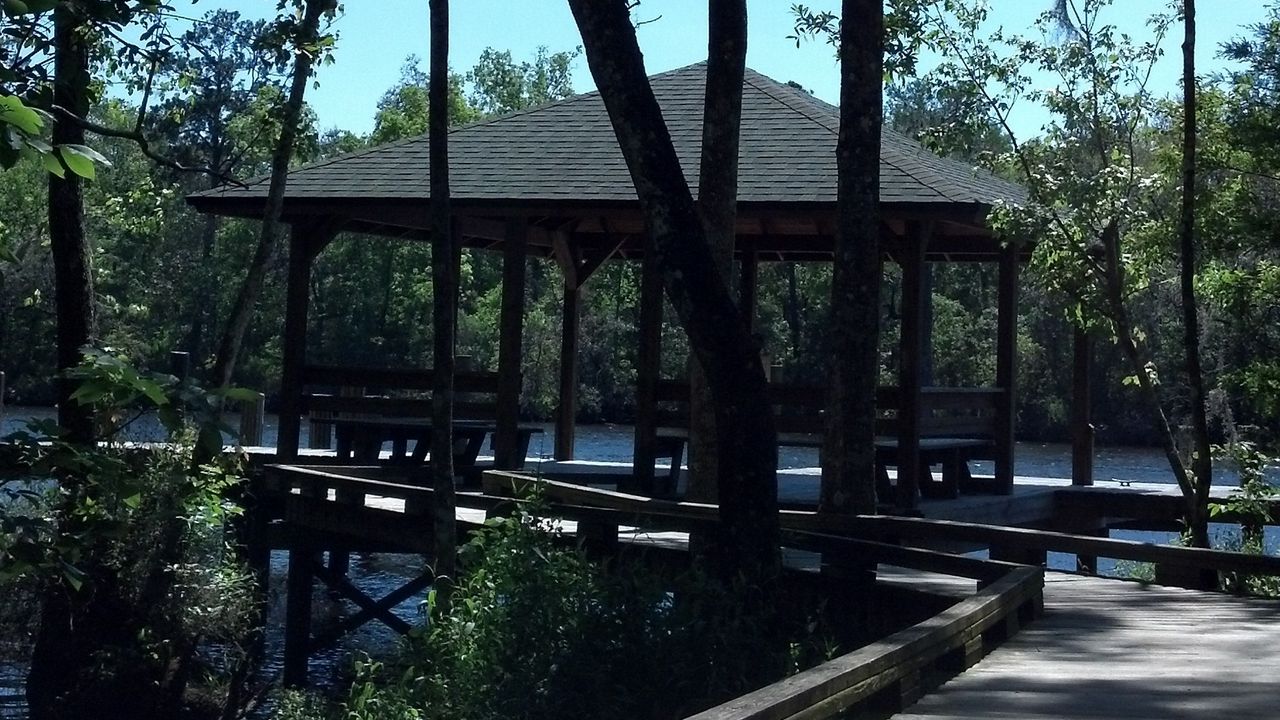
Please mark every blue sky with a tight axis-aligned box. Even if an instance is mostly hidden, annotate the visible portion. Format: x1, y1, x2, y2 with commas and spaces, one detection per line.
201, 0, 1267, 140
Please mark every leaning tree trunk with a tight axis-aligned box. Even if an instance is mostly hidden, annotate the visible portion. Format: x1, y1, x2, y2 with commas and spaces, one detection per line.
210, 0, 330, 389
822, 0, 883, 515
686, 0, 748, 505
428, 0, 459, 609
568, 0, 780, 585
1178, 0, 1212, 548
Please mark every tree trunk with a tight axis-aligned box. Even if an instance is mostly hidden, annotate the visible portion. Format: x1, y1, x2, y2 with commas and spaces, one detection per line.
821, 0, 882, 515
210, 0, 330, 390
183, 210, 220, 363
428, 0, 458, 608
46, 4, 95, 444
687, 0, 747, 506
568, 0, 779, 584
27, 8, 96, 716
1179, 0, 1212, 548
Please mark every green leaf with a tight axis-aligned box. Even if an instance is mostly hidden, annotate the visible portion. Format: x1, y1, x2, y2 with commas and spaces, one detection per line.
58, 144, 110, 180
0, 95, 43, 134
131, 376, 168, 407
219, 387, 261, 403
60, 562, 86, 593
41, 151, 65, 178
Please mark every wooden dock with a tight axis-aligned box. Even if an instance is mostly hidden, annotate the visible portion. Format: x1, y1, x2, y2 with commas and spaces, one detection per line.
250, 463, 1280, 715
896, 572, 1280, 719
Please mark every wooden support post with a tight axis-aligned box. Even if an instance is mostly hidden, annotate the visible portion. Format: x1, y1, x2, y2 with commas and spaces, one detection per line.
494, 218, 528, 469
279, 222, 332, 460
555, 277, 580, 460
1072, 326, 1094, 486
239, 392, 265, 447
995, 243, 1019, 494
739, 247, 759, 333
896, 223, 930, 510
0, 371, 6, 428
921, 262, 935, 385
631, 249, 663, 494
168, 350, 190, 383
283, 550, 314, 686
241, 472, 272, 663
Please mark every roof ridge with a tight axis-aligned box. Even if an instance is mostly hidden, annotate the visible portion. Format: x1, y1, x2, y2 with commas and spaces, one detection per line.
742, 70, 838, 135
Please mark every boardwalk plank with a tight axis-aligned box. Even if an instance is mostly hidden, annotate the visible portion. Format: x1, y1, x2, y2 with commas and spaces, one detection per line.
896, 573, 1280, 720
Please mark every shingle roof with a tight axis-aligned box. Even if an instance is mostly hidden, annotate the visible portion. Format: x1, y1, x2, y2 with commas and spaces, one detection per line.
189, 63, 1024, 210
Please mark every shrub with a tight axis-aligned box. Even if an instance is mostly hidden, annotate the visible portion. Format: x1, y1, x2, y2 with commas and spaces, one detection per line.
285, 497, 837, 720
1, 349, 258, 718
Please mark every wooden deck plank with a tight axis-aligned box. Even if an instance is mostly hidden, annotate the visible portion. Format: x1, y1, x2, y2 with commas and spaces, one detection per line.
895, 572, 1280, 719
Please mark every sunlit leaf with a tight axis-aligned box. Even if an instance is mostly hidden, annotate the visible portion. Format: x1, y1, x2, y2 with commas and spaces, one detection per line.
0, 95, 43, 133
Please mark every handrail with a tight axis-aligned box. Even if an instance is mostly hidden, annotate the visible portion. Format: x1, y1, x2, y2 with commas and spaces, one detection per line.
684, 565, 1043, 720
268, 466, 1045, 720
482, 472, 1280, 581
302, 364, 500, 393
855, 515, 1280, 578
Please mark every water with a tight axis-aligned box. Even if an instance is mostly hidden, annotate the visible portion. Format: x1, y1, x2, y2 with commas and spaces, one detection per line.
2, 407, 1277, 715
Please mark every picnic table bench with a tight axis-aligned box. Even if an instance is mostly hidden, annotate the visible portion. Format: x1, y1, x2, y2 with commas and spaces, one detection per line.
330, 416, 542, 483
644, 381, 1002, 503
654, 430, 988, 501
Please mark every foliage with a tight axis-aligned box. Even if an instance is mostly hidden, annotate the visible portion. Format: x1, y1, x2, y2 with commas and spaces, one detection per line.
273, 495, 840, 720
1, 349, 257, 716
465, 45, 578, 116
1212, 441, 1280, 597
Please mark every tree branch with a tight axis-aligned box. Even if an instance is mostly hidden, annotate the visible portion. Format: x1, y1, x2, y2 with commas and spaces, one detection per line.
49, 105, 247, 187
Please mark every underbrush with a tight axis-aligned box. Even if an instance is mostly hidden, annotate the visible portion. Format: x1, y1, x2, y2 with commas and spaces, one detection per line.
0, 350, 259, 718
274, 501, 850, 720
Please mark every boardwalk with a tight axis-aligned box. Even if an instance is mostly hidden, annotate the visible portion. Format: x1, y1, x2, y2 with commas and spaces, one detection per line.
897, 573, 1280, 719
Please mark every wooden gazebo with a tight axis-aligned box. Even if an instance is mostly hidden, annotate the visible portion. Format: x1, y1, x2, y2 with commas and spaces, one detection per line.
189, 63, 1051, 509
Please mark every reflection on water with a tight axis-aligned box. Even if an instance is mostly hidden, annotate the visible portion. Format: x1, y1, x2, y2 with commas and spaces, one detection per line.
1, 408, 1277, 715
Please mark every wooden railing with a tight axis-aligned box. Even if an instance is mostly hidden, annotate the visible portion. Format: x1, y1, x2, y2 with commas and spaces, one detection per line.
685, 565, 1042, 720
848, 515, 1280, 590
476, 470, 1044, 719
300, 363, 506, 447
651, 380, 1003, 439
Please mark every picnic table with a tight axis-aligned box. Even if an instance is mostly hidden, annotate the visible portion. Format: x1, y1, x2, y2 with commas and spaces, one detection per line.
654, 430, 988, 501
330, 417, 542, 475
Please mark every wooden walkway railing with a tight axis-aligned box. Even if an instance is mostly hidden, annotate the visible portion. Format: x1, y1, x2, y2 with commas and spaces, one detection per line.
686, 566, 1042, 720
257, 466, 1280, 711
480, 471, 1046, 719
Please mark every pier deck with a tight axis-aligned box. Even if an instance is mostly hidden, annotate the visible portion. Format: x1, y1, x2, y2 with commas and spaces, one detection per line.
896, 571, 1280, 719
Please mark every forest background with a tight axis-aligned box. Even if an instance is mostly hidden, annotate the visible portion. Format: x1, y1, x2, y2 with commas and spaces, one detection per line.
3, 1, 1280, 448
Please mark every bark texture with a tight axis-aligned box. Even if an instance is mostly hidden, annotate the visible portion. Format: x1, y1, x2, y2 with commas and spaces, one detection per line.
429, 0, 459, 603
821, 0, 883, 515
687, 0, 748, 504
27, 9, 96, 716
210, 0, 329, 389
46, 4, 95, 444
1179, 0, 1212, 548
568, 0, 779, 581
